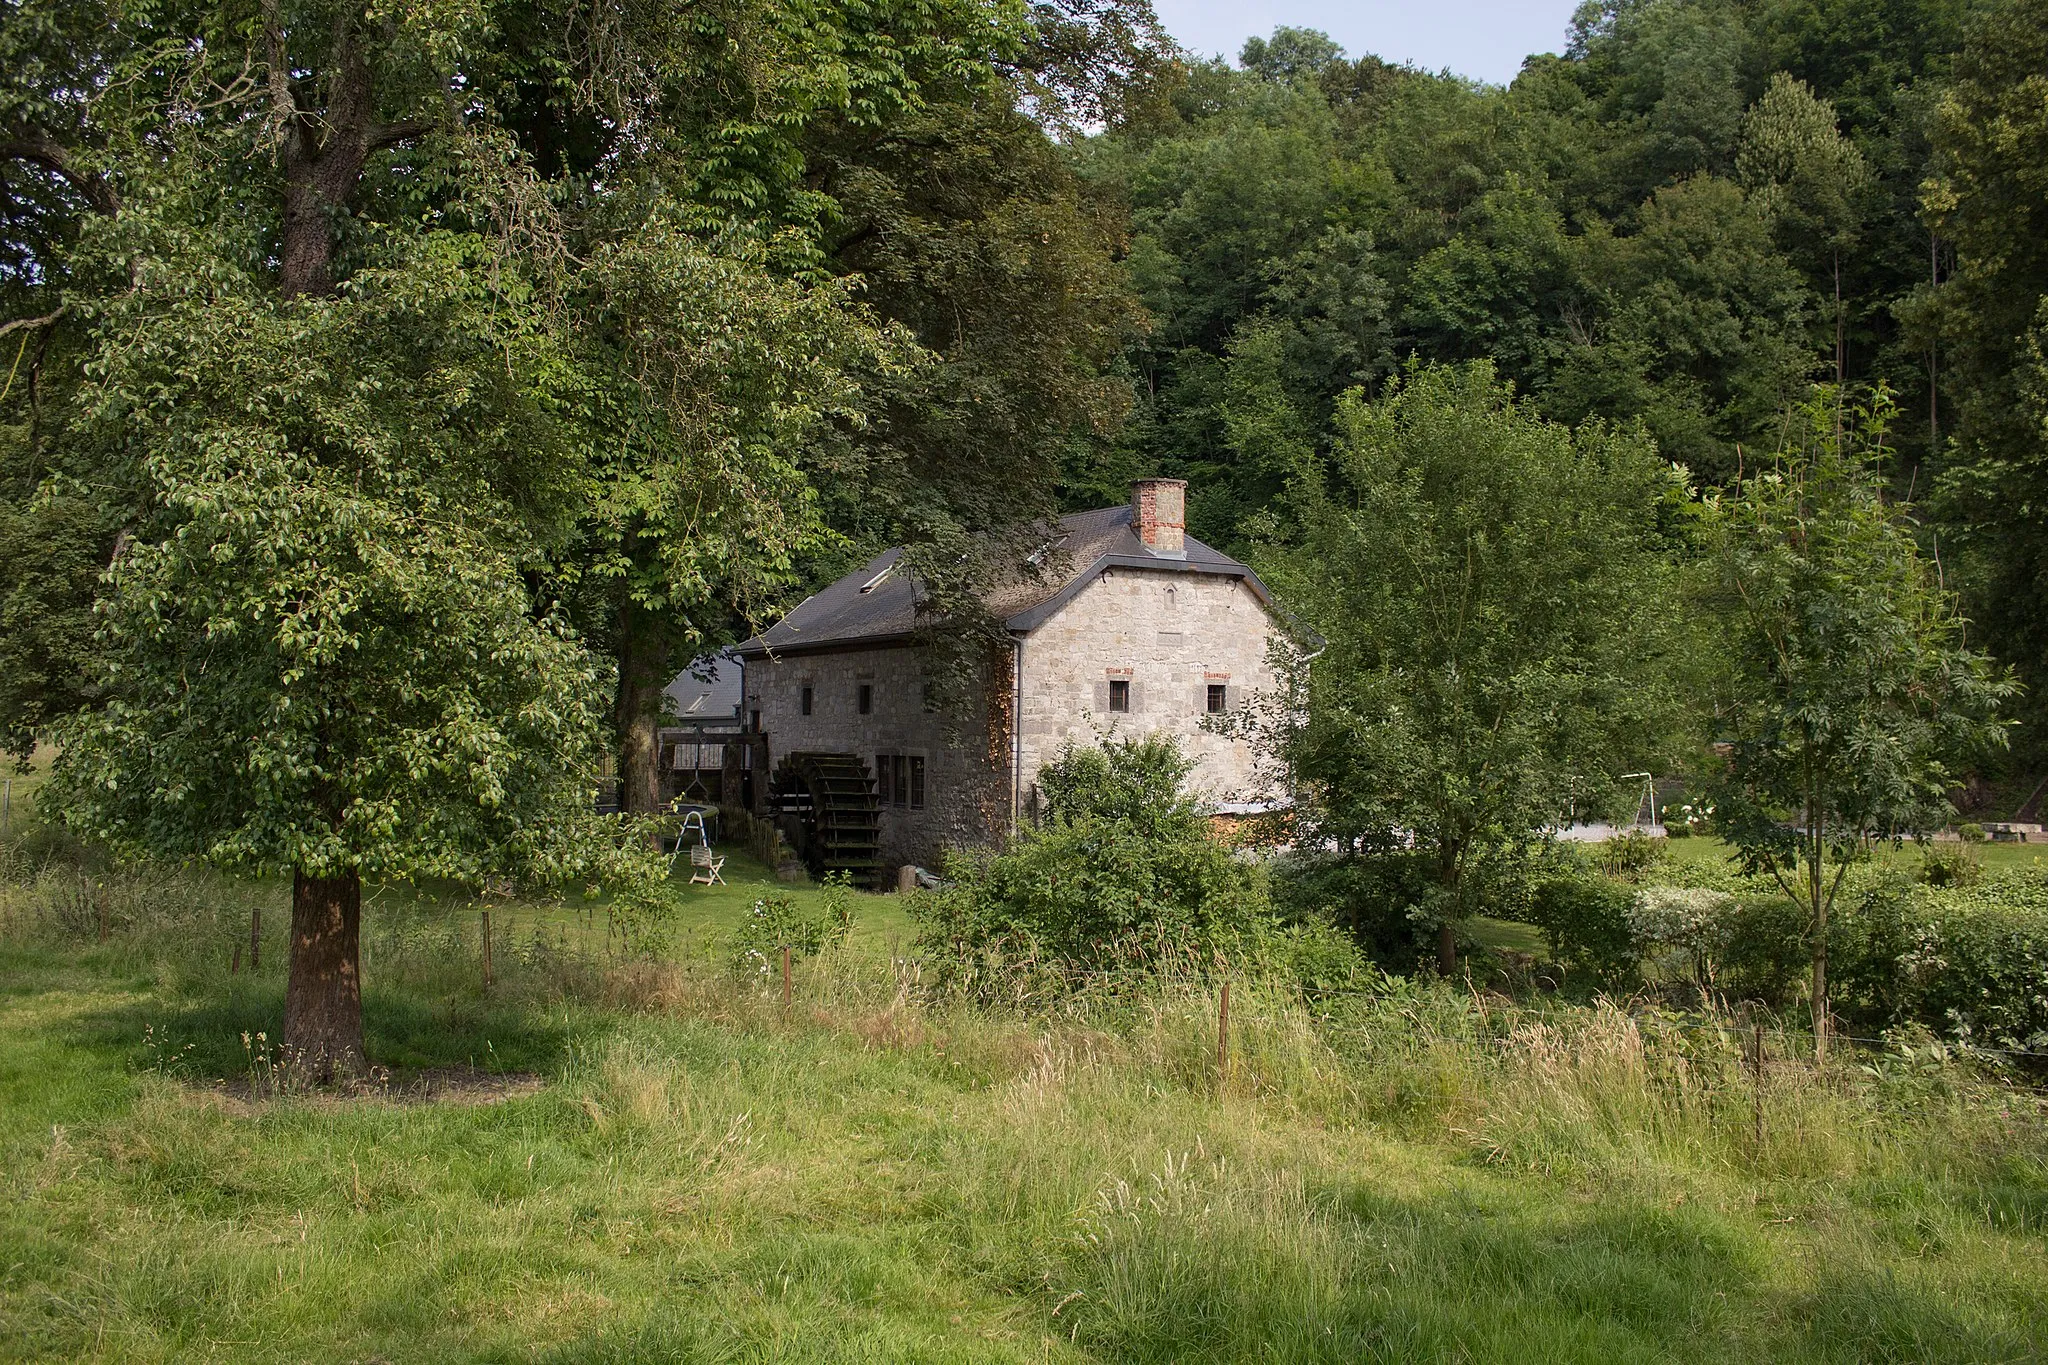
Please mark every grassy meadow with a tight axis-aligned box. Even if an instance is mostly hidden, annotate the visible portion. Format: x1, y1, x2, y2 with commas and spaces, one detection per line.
1, 810, 2045, 1363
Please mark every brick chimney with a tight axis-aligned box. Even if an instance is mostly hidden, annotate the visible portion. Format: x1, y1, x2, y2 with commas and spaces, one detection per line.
1131, 478, 1187, 558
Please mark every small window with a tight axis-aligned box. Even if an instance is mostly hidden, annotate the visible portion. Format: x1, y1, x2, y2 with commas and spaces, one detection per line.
749, 709, 762, 732
858, 683, 873, 715
1108, 679, 1130, 713
875, 754, 926, 810
800, 685, 813, 716
1207, 683, 1227, 714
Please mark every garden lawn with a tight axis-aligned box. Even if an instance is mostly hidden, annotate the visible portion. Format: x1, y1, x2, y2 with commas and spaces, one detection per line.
1659, 833, 2048, 875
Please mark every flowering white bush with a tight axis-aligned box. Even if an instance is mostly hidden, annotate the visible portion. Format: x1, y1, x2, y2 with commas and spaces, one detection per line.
1660, 801, 1715, 836
1627, 886, 1737, 983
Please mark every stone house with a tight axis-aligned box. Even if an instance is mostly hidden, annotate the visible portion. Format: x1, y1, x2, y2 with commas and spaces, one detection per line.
732, 479, 1304, 874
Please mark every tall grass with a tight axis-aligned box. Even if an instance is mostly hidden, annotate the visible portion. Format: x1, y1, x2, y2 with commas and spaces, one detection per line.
1, 846, 2044, 1361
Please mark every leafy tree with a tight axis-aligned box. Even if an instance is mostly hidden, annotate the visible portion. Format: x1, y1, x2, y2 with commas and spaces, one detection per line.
0, 0, 1097, 1070
1253, 361, 1691, 973
789, 75, 1147, 702
1701, 385, 2011, 1058
1737, 72, 1873, 383
1239, 27, 1344, 83
1920, 0, 2048, 727
45, 255, 636, 1075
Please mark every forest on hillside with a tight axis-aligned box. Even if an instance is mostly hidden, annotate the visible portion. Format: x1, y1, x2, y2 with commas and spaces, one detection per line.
1066, 2, 2047, 779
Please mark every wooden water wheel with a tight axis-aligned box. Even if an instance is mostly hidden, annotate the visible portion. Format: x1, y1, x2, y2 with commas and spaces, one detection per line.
768, 752, 885, 889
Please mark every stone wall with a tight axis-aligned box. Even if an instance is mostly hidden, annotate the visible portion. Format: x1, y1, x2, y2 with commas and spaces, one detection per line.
744, 644, 1008, 868
746, 567, 1292, 865
1015, 567, 1287, 809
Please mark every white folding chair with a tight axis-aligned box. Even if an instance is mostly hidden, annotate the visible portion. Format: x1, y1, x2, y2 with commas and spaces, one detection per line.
688, 843, 726, 885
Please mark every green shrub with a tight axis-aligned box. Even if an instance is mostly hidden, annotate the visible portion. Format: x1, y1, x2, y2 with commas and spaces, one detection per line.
1597, 830, 1667, 880
1035, 732, 1192, 835
731, 875, 855, 975
1834, 869, 2048, 1049
1918, 842, 1982, 888
1269, 851, 1439, 970
916, 816, 1273, 979
1710, 894, 1809, 1004
1260, 915, 1374, 989
1527, 871, 1807, 1005
1626, 885, 1736, 986
915, 736, 1275, 985
1527, 872, 1637, 990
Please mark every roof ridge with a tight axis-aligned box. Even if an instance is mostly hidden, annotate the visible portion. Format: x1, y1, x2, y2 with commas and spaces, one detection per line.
735, 505, 1269, 656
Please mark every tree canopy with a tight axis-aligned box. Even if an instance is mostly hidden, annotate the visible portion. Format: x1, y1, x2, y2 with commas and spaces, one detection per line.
0, 0, 1161, 1068
1249, 361, 1692, 972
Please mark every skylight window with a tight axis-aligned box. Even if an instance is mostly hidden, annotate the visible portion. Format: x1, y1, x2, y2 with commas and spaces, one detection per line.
859, 563, 896, 594
1024, 534, 1070, 569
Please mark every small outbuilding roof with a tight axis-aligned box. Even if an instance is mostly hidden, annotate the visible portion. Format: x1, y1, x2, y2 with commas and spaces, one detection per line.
662, 651, 744, 720
735, 503, 1286, 659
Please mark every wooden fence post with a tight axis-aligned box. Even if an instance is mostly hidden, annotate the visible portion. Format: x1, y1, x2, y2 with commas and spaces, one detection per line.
1750, 1021, 1765, 1151
782, 945, 792, 1009
249, 907, 261, 972
481, 909, 493, 990
1217, 980, 1231, 1076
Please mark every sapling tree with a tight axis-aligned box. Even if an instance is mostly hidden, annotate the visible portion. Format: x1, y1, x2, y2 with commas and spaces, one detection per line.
1703, 385, 2012, 1059
1249, 361, 1694, 973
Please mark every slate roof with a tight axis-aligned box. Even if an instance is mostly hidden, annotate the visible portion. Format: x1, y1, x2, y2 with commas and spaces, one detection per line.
662, 650, 744, 721
734, 504, 1285, 658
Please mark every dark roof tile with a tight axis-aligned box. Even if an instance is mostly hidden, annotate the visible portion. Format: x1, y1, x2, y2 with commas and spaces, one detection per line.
736, 505, 1278, 656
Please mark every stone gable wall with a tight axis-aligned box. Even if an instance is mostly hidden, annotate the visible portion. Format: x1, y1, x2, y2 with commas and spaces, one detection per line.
1016, 568, 1287, 809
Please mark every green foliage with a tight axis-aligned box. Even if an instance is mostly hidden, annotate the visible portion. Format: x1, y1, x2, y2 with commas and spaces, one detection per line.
1250, 362, 1694, 968
44, 250, 633, 888
1082, 2, 1972, 539
913, 735, 1275, 981
1269, 851, 1444, 971
1922, 0, 2048, 711
730, 876, 856, 976
1626, 885, 1739, 987
1598, 831, 1670, 881
1528, 871, 1639, 989
1919, 842, 1983, 888
1035, 730, 1199, 835
1835, 868, 2048, 1049
1703, 384, 2013, 1042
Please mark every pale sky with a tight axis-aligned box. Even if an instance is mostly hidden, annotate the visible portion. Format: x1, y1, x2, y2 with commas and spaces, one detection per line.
1152, 0, 1588, 86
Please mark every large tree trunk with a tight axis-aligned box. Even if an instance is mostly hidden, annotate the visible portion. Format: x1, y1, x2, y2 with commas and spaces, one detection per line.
283, 869, 365, 1080
267, 8, 423, 300
614, 605, 670, 816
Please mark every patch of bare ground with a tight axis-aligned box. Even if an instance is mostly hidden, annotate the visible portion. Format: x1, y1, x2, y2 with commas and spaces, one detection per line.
196, 1065, 544, 1110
